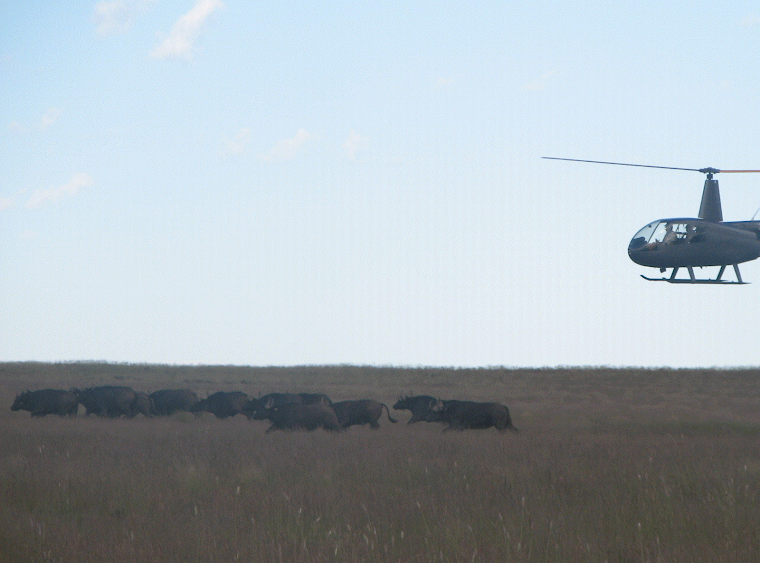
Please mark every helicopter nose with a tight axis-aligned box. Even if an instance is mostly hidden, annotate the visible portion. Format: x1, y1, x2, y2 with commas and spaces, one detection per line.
628, 247, 651, 267
627, 221, 663, 267
628, 235, 652, 266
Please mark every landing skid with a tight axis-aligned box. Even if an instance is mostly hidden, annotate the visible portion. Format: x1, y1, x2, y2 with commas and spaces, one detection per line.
641, 265, 747, 284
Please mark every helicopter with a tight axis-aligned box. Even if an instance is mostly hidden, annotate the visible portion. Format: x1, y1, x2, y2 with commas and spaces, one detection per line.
543, 157, 760, 284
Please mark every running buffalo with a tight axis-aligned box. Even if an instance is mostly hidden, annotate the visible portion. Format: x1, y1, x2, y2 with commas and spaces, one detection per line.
393, 395, 438, 424
190, 391, 248, 419
11, 389, 79, 417
426, 400, 518, 432
257, 403, 342, 433
75, 386, 142, 417
331, 399, 398, 429
150, 389, 199, 416
242, 392, 332, 420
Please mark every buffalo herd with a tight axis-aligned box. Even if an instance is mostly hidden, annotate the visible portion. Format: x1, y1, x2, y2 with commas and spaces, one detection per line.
10, 388, 517, 433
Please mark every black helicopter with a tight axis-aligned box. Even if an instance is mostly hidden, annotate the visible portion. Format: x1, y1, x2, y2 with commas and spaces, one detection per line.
544, 157, 760, 284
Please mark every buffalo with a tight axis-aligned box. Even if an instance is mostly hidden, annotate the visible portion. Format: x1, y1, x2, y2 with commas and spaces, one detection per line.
150, 389, 199, 416
11, 389, 79, 417
242, 392, 332, 420
393, 394, 438, 424
331, 399, 398, 429
256, 403, 342, 433
426, 400, 518, 432
190, 391, 248, 419
75, 386, 141, 418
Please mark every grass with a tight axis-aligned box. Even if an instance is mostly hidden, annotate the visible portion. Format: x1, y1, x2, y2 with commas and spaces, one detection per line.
1, 363, 760, 562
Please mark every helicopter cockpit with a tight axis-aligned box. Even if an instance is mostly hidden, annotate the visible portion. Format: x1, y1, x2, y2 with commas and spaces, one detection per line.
628, 220, 703, 251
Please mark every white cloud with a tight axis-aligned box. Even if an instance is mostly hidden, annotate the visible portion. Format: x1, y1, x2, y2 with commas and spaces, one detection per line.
740, 13, 760, 26
37, 107, 61, 130
0, 196, 14, 211
26, 173, 93, 209
150, 0, 225, 60
523, 70, 557, 92
94, 0, 157, 37
341, 130, 368, 161
8, 108, 61, 133
261, 129, 312, 162
222, 128, 251, 157
94, 1, 132, 37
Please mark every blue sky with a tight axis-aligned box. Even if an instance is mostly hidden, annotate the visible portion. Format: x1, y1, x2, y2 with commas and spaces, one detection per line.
2, 1, 760, 367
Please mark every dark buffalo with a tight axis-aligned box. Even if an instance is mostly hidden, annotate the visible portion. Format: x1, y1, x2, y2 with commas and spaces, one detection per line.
190, 391, 248, 419
11, 389, 78, 417
75, 386, 140, 417
242, 392, 332, 420
427, 400, 518, 432
150, 389, 199, 416
257, 403, 342, 433
393, 395, 438, 424
331, 399, 397, 429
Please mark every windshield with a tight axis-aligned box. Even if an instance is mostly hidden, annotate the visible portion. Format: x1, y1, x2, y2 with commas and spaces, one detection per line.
629, 222, 662, 250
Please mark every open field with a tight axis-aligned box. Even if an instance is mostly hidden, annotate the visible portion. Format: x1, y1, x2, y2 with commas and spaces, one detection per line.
2, 363, 760, 562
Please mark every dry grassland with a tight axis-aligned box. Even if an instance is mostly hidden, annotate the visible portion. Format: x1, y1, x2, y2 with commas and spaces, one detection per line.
1, 363, 759, 562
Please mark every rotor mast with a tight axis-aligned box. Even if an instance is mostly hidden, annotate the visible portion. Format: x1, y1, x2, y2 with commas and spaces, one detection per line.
698, 172, 722, 222
698, 166, 760, 222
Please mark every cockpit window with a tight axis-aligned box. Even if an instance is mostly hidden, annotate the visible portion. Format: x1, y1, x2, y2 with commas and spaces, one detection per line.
629, 221, 702, 250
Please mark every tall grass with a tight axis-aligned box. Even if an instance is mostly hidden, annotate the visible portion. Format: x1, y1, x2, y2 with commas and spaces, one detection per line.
1, 364, 759, 562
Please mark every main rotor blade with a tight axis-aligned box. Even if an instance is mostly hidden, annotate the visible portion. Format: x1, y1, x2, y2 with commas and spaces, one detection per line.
542, 157, 700, 172
542, 157, 760, 175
